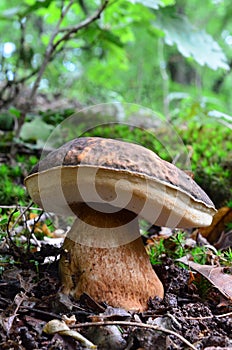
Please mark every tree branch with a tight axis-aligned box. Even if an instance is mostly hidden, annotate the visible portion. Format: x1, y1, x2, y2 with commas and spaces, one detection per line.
53, 0, 109, 50
29, 0, 75, 101
28, 0, 108, 102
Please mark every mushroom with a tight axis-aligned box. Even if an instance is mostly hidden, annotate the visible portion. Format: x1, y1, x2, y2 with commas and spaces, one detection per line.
25, 137, 216, 311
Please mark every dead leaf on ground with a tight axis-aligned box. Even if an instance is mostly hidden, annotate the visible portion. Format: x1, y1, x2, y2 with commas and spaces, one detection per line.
198, 207, 232, 245
177, 256, 232, 300
214, 230, 232, 250
90, 306, 131, 322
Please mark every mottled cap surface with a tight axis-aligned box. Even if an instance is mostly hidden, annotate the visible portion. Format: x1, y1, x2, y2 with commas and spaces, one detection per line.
25, 137, 216, 228
29, 137, 214, 208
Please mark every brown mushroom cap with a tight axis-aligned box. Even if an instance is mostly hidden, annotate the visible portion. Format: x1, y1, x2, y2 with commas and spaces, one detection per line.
25, 137, 216, 228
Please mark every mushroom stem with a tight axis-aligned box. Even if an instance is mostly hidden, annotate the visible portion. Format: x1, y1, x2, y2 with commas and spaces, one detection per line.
59, 204, 164, 311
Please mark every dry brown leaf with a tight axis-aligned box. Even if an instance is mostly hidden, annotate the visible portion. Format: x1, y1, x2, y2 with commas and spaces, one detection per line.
177, 256, 232, 300
198, 207, 232, 244
214, 230, 232, 250
89, 306, 131, 322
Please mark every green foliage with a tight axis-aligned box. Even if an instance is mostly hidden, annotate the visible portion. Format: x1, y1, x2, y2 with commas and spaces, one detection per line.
40, 108, 75, 126
0, 0, 230, 110
0, 112, 15, 131
147, 231, 207, 264
149, 238, 165, 265
176, 113, 232, 207
189, 246, 207, 265
148, 231, 232, 269
0, 155, 38, 205
169, 231, 186, 258
156, 7, 229, 70
223, 248, 232, 266
0, 164, 25, 205
20, 117, 54, 145
128, 0, 176, 10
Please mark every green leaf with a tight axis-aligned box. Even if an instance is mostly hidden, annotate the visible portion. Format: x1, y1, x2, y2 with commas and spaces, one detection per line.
127, 0, 175, 9
1, 6, 21, 18
155, 9, 229, 70
20, 0, 54, 17
20, 118, 54, 143
162, 0, 175, 5
0, 218, 8, 225
100, 30, 124, 47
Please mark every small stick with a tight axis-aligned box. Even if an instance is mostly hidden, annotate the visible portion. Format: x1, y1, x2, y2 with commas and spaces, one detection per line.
0, 205, 43, 211
11, 201, 33, 231
185, 310, 232, 320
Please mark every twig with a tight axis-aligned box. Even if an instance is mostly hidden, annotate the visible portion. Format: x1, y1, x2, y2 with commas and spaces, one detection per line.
19, 306, 63, 320
185, 311, 232, 320
11, 201, 34, 231
5, 202, 45, 255
55, 0, 109, 48
73, 320, 197, 350
29, 0, 75, 100
166, 312, 182, 329
6, 207, 21, 251
26, 210, 44, 252
29, 0, 108, 102
0, 205, 43, 211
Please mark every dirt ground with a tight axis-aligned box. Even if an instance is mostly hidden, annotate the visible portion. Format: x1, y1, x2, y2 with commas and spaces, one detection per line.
0, 248, 231, 350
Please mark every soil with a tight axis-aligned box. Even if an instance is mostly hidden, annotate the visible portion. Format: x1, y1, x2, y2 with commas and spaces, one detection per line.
0, 249, 231, 350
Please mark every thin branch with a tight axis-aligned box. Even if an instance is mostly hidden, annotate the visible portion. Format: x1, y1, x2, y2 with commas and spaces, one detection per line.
29, 0, 75, 101
26, 209, 44, 253
6, 207, 21, 254
53, 0, 109, 49
29, 0, 108, 103
16, 68, 40, 85
73, 320, 197, 350
185, 311, 232, 320
11, 202, 34, 232
0, 205, 43, 211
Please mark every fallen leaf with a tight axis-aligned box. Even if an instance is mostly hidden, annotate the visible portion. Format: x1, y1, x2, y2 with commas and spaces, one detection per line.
90, 306, 131, 322
198, 207, 232, 244
177, 256, 232, 300
80, 292, 105, 312
214, 230, 232, 250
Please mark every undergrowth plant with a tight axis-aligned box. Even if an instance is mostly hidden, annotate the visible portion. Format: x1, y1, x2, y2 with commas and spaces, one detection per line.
147, 230, 232, 268
0, 155, 38, 205
0, 164, 25, 205
0, 206, 57, 276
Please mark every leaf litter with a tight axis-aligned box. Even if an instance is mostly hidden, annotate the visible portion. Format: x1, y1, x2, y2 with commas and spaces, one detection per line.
0, 208, 232, 349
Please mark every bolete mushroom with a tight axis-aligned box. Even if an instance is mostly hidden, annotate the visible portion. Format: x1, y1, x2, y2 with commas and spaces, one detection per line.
25, 137, 216, 311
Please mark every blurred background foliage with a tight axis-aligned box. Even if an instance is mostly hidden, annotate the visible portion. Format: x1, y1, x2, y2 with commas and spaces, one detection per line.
0, 0, 231, 208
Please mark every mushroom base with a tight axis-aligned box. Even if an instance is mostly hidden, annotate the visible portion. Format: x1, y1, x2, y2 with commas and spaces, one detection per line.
59, 205, 164, 312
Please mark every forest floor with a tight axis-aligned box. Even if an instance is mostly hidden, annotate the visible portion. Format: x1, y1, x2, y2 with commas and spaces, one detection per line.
0, 242, 231, 350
